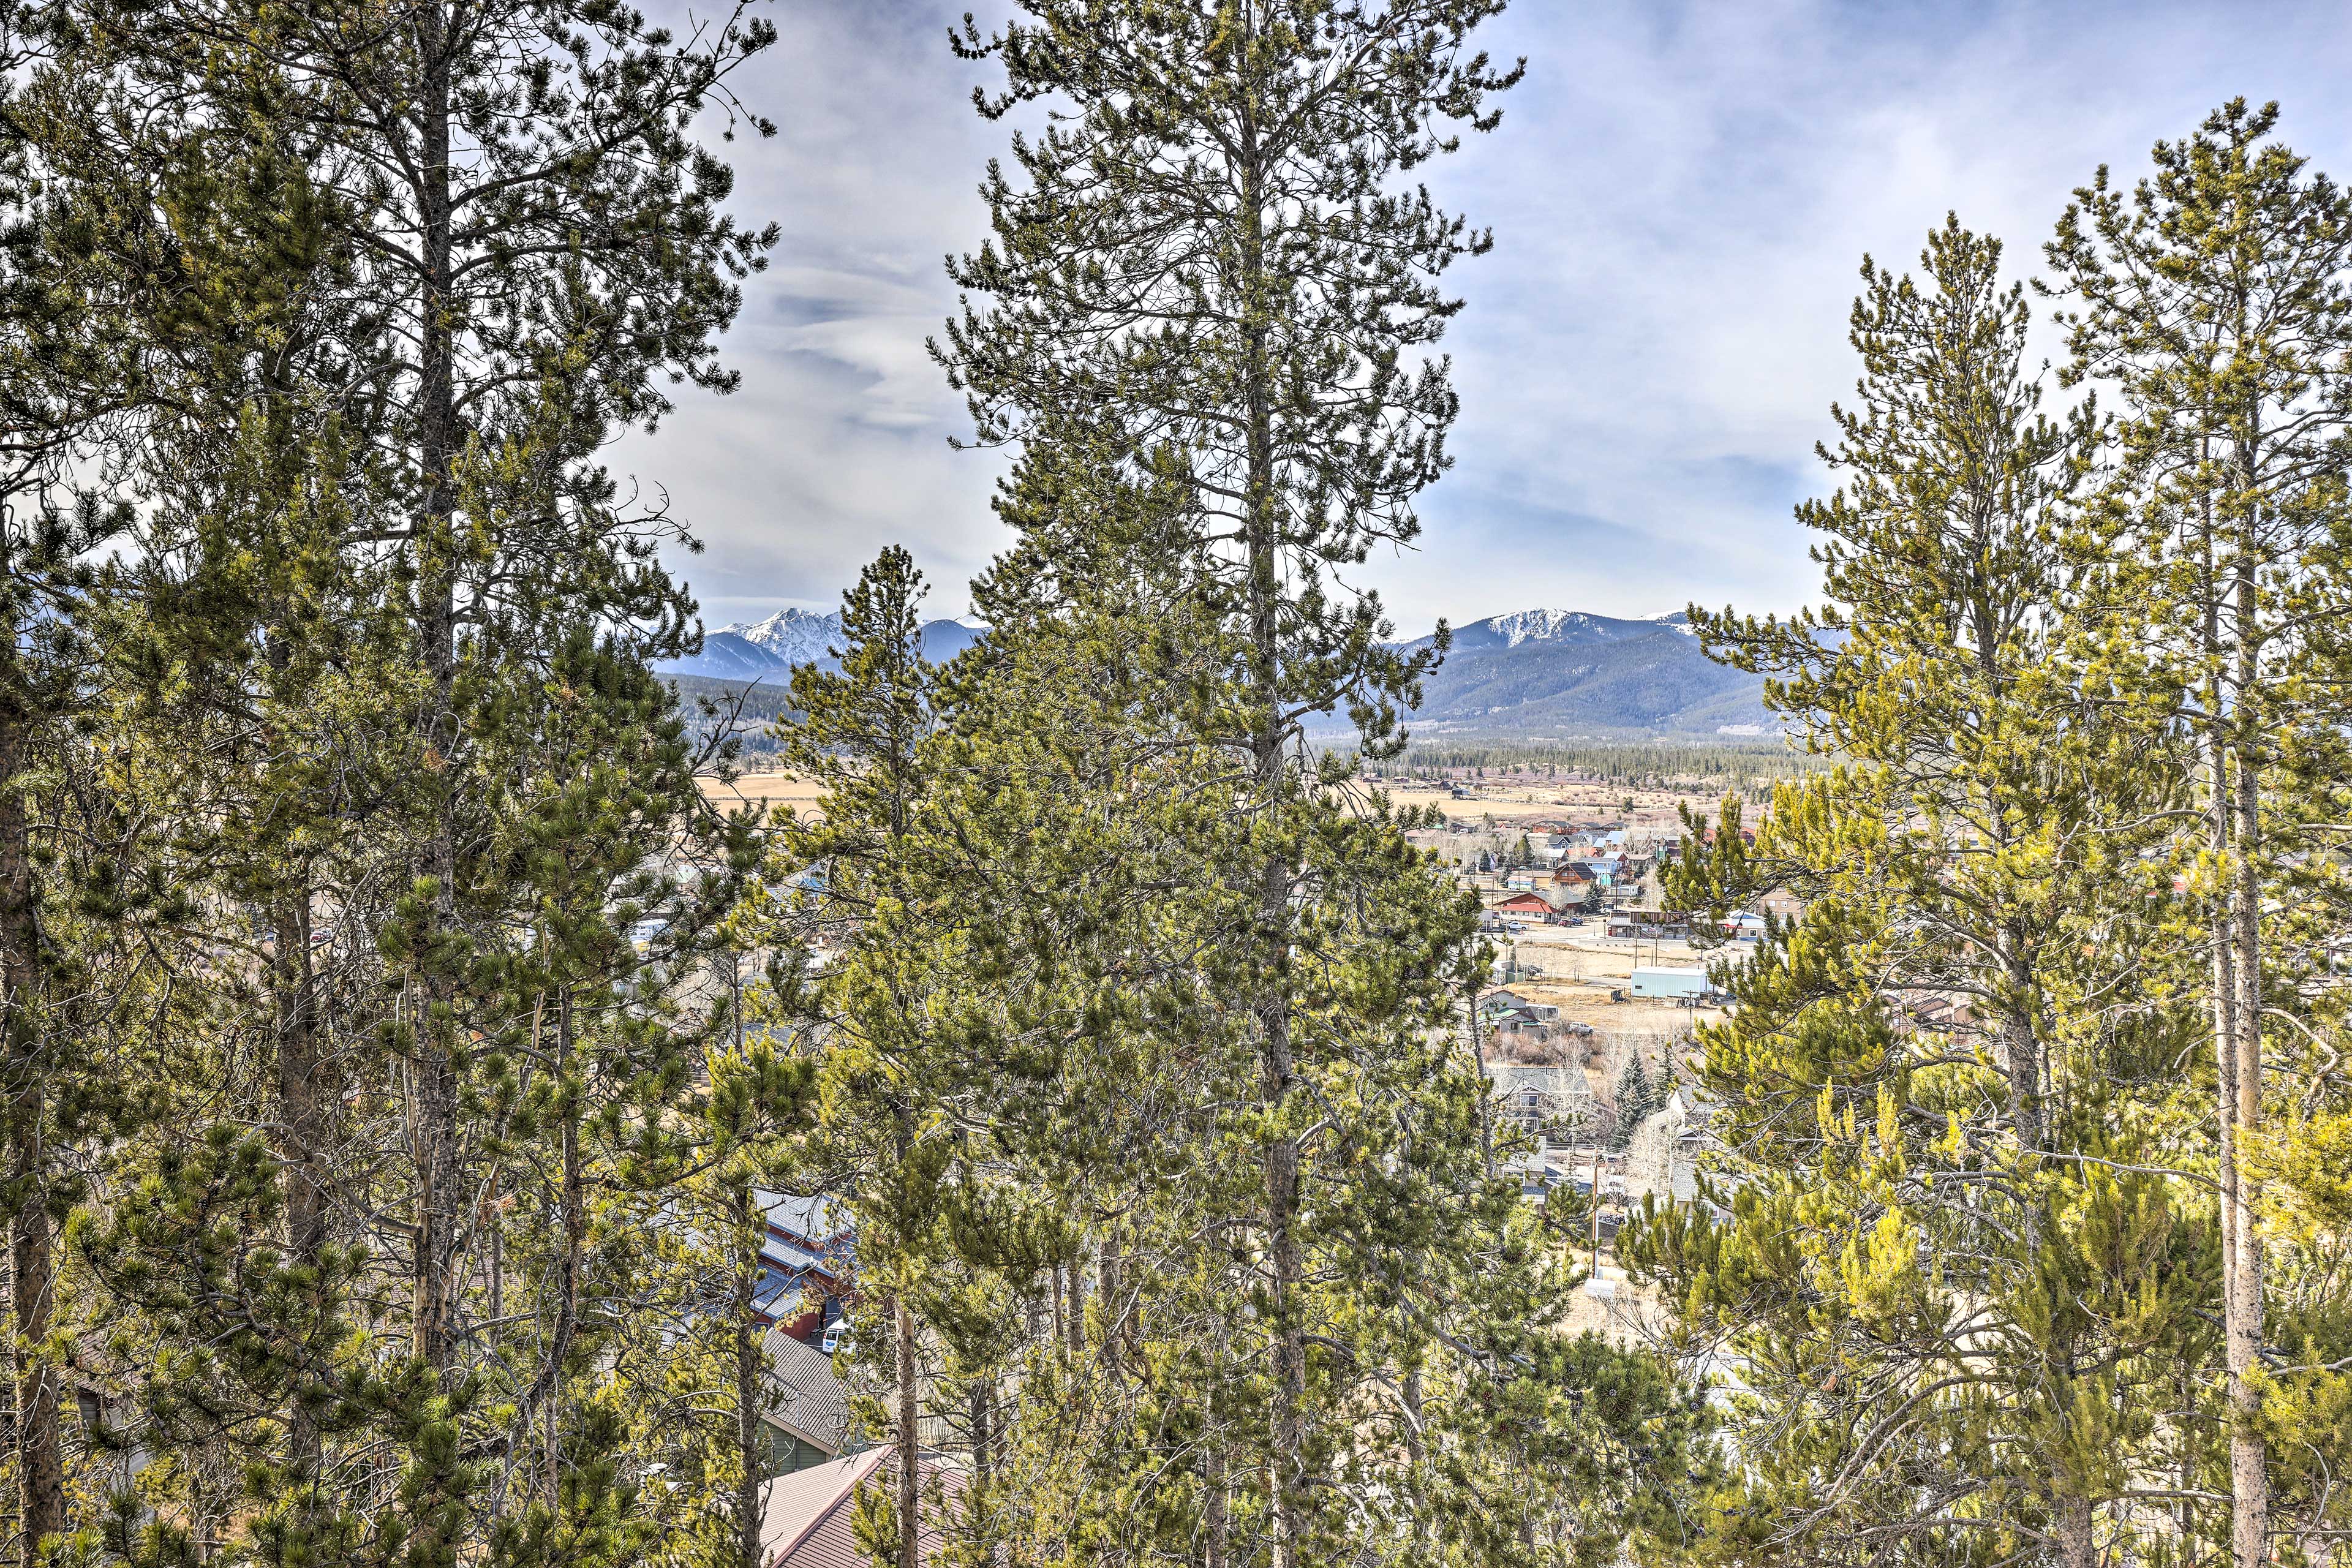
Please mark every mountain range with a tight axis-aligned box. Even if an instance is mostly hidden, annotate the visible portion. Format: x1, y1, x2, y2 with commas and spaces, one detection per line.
660, 605, 1772, 738
1392, 608, 1772, 737
660, 607, 986, 681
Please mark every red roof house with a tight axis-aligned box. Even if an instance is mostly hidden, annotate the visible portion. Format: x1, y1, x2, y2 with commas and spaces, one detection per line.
761, 1449, 959, 1567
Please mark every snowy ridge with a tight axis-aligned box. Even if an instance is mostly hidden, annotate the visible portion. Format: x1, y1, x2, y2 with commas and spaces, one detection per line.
1403, 607, 1680, 658
662, 609, 986, 681
718, 607, 842, 666
1479, 608, 1629, 647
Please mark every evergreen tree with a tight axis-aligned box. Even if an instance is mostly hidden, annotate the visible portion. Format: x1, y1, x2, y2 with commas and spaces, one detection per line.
0, 13, 149, 1541
1611, 1053, 1651, 1152
12, 1, 785, 1558
1630, 222, 2211, 1568
930, 10, 1713, 1562
762, 547, 941, 1568
2045, 100, 2352, 1566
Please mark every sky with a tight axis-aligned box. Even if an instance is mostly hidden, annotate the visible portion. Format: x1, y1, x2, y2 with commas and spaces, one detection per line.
621, 0, 2352, 638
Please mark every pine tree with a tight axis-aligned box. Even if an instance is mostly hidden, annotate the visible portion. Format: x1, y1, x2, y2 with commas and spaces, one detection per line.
14, 2, 786, 1557
2045, 100, 2352, 1566
925, 12, 1721, 1561
938, 9, 1528, 1550
0, 14, 148, 1540
762, 547, 941, 1568
1611, 1052, 1651, 1152
1630, 221, 2211, 1568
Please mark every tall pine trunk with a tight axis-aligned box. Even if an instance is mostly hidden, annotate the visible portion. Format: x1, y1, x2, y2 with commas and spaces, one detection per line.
533, 987, 583, 1505
410, 0, 462, 1379
271, 883, 328, 1477
0, 708, 62, 1553
895, 1291, 919, 1568
1236, 103, 1306, 1568
2055, 1498, 2097, 1568
731, 1181, 764, 1568
2223, 557, 2269, 1568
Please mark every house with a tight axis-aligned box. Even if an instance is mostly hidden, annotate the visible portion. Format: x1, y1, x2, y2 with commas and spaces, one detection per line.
761, 1328, 851, 1476
757, 1192, 854, 1340
1489, 891, 1557, 919
1571, 858, 1624, 889
1479, 998, 1545, 1034
1487, 1064, 1598, 1145
760, 1448, 959, 1567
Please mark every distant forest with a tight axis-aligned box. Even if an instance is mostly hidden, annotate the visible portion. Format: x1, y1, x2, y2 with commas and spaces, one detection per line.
1376, 741, 1822, 796
673, 673, 794, 757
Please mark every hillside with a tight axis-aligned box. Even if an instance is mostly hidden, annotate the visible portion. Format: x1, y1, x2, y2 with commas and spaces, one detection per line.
1400, 612, 1770, 737
1382, 609, 1770, 737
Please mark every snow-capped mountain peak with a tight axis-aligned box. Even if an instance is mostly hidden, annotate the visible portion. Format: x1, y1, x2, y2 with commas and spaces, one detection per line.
1479, 608, 1615, 647
718, 606, 840, 665
664, 607, 985, 681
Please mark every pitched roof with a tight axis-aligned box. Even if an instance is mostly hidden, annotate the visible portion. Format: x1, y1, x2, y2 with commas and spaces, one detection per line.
761, 1450, 960, 1568
761, 1329, 849, 1454
760, 1449, 888, 1568
760, 1191, 850, 1247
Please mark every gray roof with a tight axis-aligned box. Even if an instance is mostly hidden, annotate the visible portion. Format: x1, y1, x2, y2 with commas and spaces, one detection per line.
761, 1328, 850, 1453
761, 1191, 849, 1245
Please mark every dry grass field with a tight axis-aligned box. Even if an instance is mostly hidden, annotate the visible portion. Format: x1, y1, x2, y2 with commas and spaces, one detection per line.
699, 770, 826, 816
1377, 778, 1700, 829
707, 772, 1713, 828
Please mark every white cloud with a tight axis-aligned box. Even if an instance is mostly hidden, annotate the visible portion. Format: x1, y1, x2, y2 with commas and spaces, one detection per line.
620, 0, 2352, 635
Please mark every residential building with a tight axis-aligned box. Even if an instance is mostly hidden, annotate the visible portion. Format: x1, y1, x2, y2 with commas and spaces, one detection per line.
1487, 1063, 1599, 1145
761, 1328, 851, 1476
759, 1449, 960, 1567
757, 1192, 854, 1341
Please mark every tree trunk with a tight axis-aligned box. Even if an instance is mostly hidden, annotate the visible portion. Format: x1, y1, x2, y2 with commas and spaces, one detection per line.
2223, 573, 2269, 1568
541, 988, 582, 1506
1999, 963, 2042, 1154
272, 886, 328, 1478
2054, 1497, 2097, 1568
733, 1182, 765, 1568
1235, 89, 1306, 1568
0, 712, 63, 1551
409, 0, 463, 1381
1202, 1442, 1229, 1568
1095, 1238, 1119, 1372
895, 1291, 919, 1568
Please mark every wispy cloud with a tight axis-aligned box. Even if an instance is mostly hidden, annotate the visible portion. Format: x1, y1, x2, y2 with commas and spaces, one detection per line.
626, 0, 2352, 633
